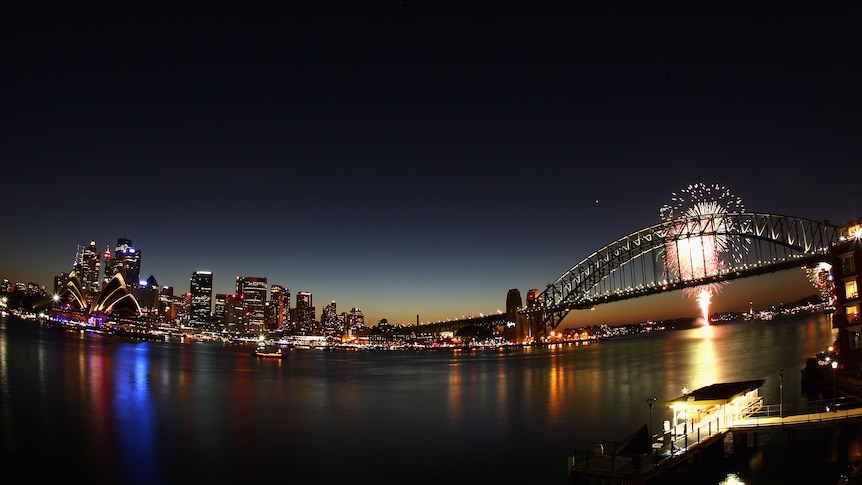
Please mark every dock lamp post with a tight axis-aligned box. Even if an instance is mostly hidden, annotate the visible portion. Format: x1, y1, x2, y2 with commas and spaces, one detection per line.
832, 360, 839, 411
647, 397, 657, 439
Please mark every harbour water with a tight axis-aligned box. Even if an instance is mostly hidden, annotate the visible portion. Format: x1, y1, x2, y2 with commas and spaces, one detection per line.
0, 311, 853, 484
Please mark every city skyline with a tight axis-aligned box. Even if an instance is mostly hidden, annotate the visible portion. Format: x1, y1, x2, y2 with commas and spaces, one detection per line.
3, 4, 860, 326
1, 219, 847, 328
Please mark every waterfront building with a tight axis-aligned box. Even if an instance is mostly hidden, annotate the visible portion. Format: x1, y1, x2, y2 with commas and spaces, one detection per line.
236, 276, 267, 332
189, 271, 213, 327
87, 273, 142, 324
831, 218, 862, 369
52, 271, 142, 324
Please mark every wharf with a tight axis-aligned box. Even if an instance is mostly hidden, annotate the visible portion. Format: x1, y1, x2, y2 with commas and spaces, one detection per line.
568, 378, 862, 484
568, 380, 764, 485
568, 420, 728, 485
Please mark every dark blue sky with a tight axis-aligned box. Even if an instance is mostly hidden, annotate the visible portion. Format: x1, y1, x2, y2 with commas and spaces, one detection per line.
2, 3, 860, 326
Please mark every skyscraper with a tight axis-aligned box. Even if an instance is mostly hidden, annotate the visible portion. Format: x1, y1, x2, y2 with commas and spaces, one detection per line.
190, 271, 213, 327
270, 284, 290, 329
224, 294, 247, 333
322, 301, 336, 324
158, 285, 174, 323
236, 276, 267, 331
295, 291, 314, 328
131, 274, 159, 320
213, 293, 227, 329
321, 301, 338, 334
347, 307, 365, 334
106, 238, 142, 286
74, 240, 101, 295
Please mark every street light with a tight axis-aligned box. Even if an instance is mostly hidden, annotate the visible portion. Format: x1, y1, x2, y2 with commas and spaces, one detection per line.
646, 397, 657, 438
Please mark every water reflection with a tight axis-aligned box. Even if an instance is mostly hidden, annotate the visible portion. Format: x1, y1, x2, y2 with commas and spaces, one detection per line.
690, 324, 718, 389
113, 344, 158, 484
0, 313, 841, 484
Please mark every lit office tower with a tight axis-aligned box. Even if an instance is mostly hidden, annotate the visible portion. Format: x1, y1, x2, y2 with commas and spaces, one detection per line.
106, 238, 142, 286
158, 286, 174, 322
74, 240, 101, 295
236, 276, 268, 331
132, 274, 159, 318
321, 301, 337, 326
189, 271, 214, 327
294, 291, 314, 326
213, 294, 227, 329
224, 294, 247, 333
321, 301, 340, 335
270, 285, 290, 329
54, 272, 69, 296
347, 307, 365, 334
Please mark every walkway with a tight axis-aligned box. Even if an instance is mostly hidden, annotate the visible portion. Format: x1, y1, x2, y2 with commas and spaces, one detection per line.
732, 403, 862, 430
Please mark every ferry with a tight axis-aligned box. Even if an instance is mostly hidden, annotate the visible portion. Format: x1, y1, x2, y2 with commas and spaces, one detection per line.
254, 346, 287, 359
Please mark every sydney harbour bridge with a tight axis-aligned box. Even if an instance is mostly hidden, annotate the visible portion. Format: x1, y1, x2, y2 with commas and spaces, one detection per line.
396, 212, 844, 339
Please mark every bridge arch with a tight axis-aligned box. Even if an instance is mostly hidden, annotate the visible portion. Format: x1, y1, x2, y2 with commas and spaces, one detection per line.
525, 213, 842, 335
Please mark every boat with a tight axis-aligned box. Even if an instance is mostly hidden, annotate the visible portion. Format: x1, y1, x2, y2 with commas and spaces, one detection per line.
254, 346, 287, 359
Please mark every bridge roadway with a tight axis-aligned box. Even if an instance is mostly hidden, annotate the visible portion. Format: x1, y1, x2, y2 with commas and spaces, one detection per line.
567, 400, 862, 484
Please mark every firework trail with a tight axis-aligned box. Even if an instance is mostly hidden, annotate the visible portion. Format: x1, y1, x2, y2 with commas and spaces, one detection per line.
660, 183, 745, 321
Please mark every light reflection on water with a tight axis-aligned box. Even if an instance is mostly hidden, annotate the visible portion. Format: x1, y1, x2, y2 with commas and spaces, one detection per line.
720, 473, 745, 484
0, 312, 849, 484
690, 324, 719, 392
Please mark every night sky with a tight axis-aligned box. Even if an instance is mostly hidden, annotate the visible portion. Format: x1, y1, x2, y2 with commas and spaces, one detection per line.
3, 3, 860, 326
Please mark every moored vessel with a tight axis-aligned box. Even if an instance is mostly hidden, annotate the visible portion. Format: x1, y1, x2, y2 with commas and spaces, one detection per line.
254, 345, 287, 359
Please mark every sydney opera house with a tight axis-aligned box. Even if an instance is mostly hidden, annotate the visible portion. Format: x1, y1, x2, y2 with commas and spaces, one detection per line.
51, 270, 143, 325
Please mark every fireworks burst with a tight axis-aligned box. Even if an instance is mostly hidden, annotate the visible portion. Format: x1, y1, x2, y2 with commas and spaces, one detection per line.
804, 262, 835, 305
660, 183, 747, 322
660, 183, 745, 221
